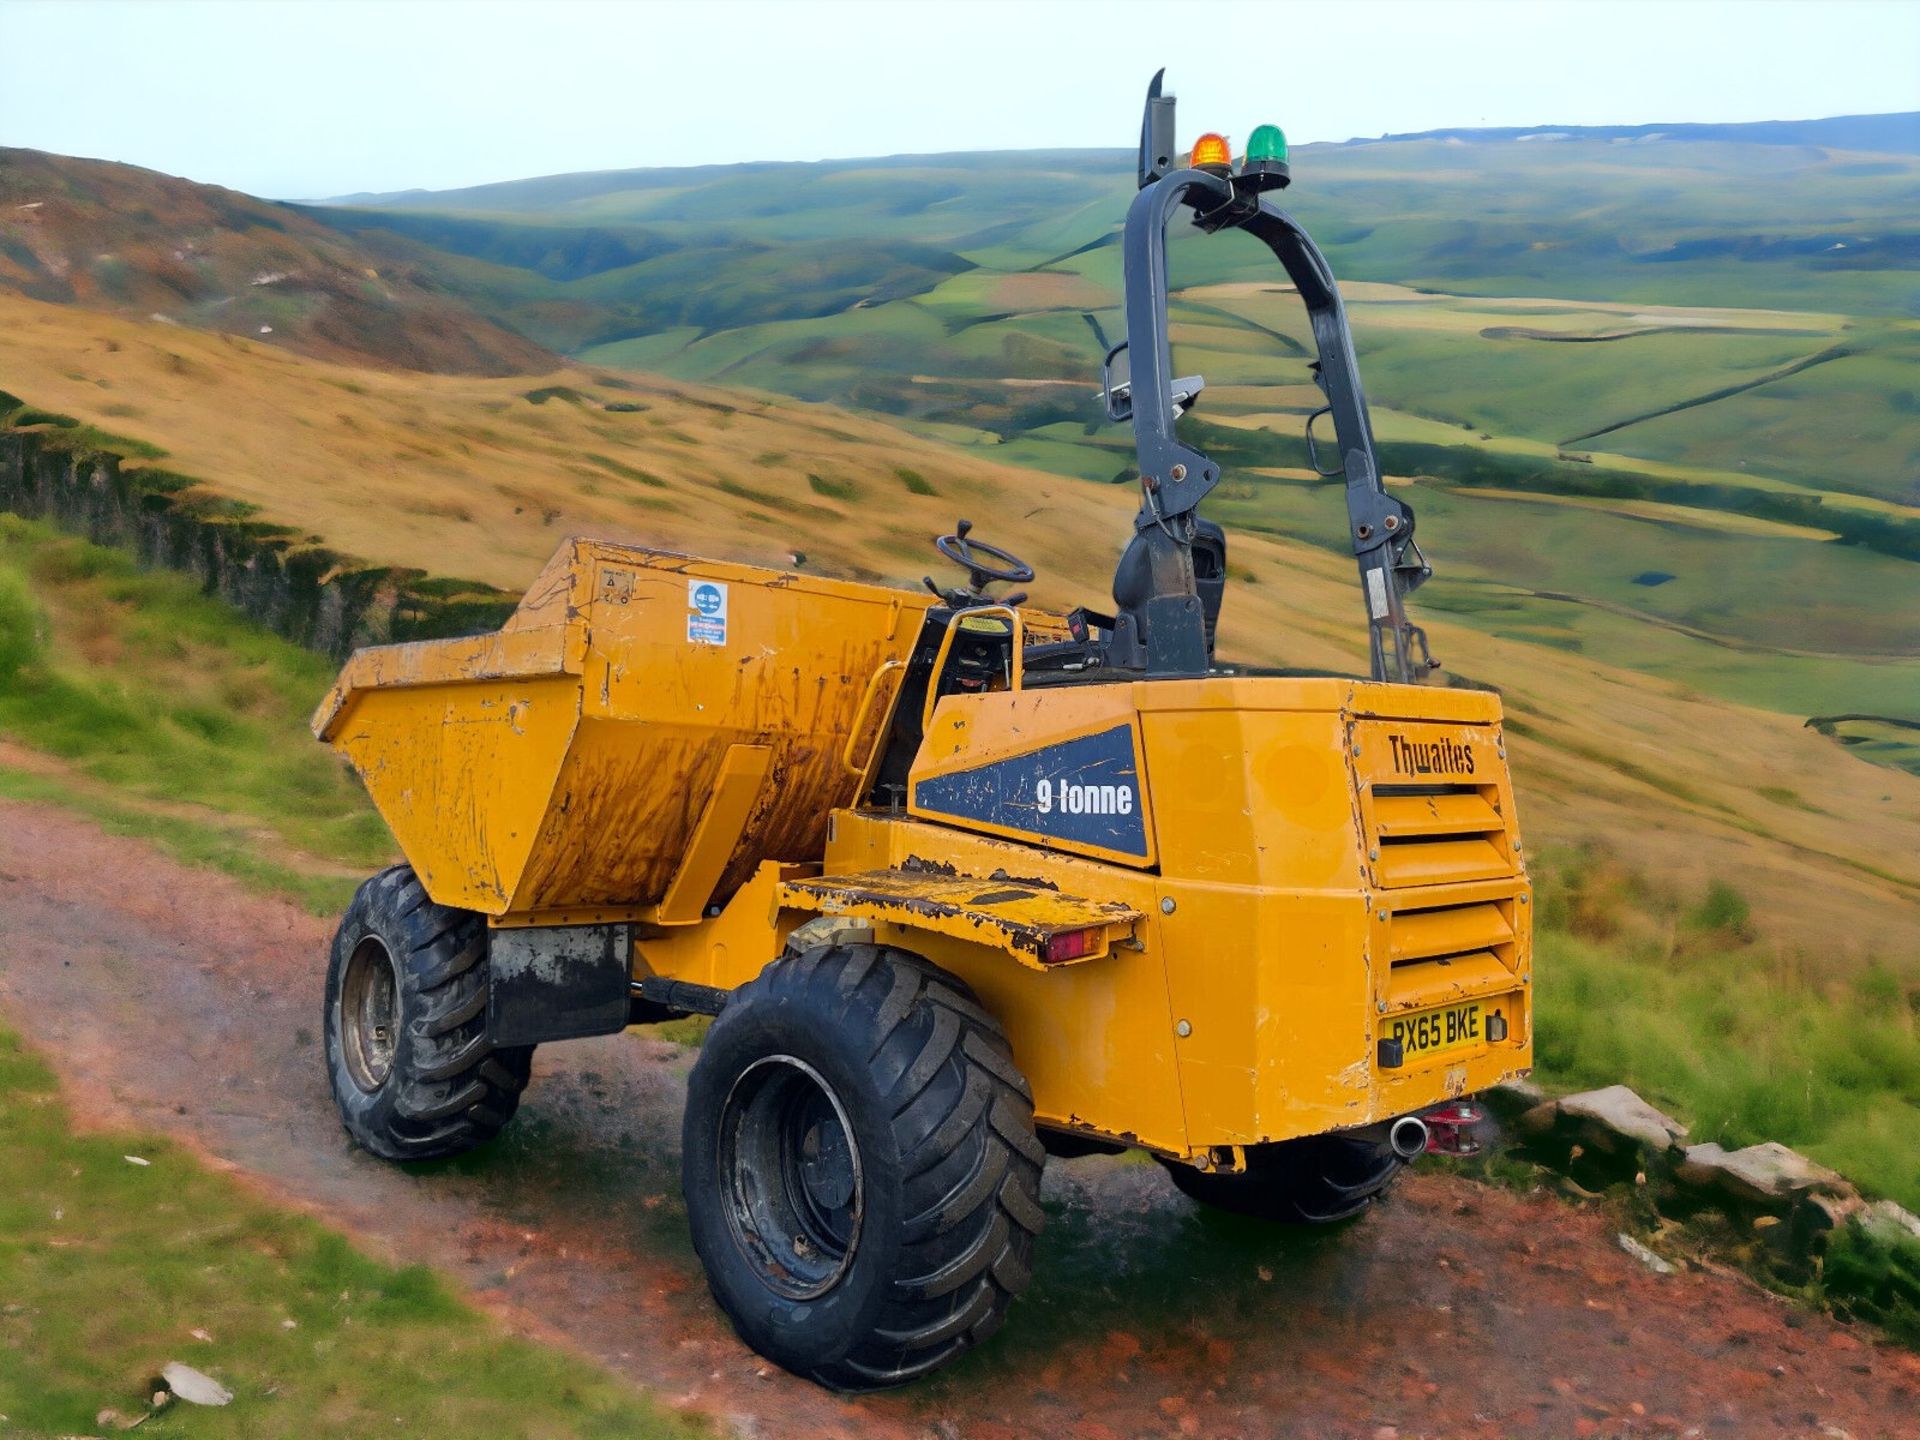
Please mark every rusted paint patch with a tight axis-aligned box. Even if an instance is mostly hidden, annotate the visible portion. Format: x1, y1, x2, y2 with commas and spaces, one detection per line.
985, 866, 1059, 892
901, 854, 958, 877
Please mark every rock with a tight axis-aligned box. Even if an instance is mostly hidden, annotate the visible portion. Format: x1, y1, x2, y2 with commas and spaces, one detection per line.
1859, 1199, 1920, 1245
1674, 1142, 1856, 1210
1520, 1085, 1686, 1166
1803, 1189, 1866, 1234
1561, 1086, 1688, 1156
1617, 1233, 1676, 1275
160, 1361, 232, 1407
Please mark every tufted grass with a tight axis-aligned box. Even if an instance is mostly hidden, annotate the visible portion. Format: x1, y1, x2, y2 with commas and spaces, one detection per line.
0, 1023, 702, 1437
1530, 845, 1920, 1212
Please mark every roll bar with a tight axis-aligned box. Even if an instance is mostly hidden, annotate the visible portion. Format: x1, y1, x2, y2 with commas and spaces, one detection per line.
1104, 71, 1436, 684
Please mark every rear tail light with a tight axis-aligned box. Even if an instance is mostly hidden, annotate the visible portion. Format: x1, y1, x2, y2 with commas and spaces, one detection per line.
1044, 928, 1098, 964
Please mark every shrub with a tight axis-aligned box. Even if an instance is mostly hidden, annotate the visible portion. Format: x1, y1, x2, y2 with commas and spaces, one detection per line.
1824, 1219, 1920, 1347
1688, 880, 1752, 938
0, 571, 44, 683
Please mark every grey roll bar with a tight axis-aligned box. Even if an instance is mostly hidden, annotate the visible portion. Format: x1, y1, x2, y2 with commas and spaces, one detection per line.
1106, 72, 1436, 684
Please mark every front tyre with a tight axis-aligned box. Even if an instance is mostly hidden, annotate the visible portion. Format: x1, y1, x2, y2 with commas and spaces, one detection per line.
323, 865, 533, 1162
682, 944, 1044, 1390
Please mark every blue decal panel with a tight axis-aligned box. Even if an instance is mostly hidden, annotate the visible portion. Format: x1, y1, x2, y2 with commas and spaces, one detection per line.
913, 724, 1149, 859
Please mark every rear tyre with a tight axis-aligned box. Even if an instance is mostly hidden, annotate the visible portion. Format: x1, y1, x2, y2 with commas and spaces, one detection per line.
323, 865, 533, 1162
682, 944, 1044, 1391
1161, 1133, 1405, 1224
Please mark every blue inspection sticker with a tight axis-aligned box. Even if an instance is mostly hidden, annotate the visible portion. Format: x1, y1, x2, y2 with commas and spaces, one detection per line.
913, 724, 1149, 858
687, 579, 728, 645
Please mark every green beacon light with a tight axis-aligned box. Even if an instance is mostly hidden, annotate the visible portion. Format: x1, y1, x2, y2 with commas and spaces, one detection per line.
1247, 124, 1288, 163
1241, 123, 1291, 192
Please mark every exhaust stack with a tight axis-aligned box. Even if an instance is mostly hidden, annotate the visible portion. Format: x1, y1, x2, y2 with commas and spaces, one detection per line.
1389, 1115, 1430, 1160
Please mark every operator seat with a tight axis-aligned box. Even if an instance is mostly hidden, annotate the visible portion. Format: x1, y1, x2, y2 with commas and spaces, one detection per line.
1021, 516, 1227, 681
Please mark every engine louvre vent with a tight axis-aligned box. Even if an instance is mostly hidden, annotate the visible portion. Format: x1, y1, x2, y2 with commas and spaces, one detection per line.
1369, 782, 1513, 888
1387, 897, 1514, 967
1382, 894, 1525, 1012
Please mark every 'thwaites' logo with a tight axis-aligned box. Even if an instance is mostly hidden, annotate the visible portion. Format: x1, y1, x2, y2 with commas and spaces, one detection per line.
1387, 733, 1476, 777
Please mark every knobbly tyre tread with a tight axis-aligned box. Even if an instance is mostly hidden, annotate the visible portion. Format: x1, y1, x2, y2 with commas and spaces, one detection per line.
683, 943, 1044, 1390
1161, 1132, 1405, 1223
323, 865, 533, 1162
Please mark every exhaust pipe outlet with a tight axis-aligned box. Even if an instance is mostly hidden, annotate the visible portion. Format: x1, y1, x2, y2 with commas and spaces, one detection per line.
1389, 1115, 1429, 1161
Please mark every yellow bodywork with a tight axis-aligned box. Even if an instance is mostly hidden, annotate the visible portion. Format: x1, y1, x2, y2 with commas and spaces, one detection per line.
317, 538, 1532, 1165
315, 538, 935, 922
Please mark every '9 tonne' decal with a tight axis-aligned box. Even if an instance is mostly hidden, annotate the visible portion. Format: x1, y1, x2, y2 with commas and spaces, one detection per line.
914, 724, 1149, 859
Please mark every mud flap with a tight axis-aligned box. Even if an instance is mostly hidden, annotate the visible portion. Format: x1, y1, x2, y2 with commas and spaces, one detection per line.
487, 924, 632, 1046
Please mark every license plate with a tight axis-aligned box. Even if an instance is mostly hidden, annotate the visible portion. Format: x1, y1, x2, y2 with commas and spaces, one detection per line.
1387, 1000, 1485, 1062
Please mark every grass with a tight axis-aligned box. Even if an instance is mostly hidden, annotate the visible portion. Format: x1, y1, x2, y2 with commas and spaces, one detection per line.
805, 471, 856, 500
0, 514, 389, 912
0, 291, 1121, 597
1826, 1211, 1920, 1346
0, 1024, 700, 1438
1529, 845, 1920, 1213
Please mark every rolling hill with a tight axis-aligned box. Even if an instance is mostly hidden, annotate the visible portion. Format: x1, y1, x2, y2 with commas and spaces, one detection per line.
292, 119, 1920, 764
0, 147, 555, 375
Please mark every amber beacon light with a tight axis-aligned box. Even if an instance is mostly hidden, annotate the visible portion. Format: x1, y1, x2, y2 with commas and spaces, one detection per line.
1188, 132, 1233, 172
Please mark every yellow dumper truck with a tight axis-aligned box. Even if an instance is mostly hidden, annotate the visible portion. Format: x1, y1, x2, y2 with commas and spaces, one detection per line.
314, 74, 1531, 1389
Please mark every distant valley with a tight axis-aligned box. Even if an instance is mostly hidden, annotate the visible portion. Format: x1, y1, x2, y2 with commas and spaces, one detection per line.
287, 117, 1920, 744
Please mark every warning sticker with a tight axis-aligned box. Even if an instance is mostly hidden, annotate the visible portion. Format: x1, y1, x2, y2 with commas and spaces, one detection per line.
687, 579, 729, 645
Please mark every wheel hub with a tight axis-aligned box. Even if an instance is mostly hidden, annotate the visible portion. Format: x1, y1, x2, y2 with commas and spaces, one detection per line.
339, 936, 400, 1093
719, 1055, 863, 1299
800, 1107, 856, 1211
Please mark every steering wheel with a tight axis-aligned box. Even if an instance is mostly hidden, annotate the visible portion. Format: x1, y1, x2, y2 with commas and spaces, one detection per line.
934, 519, 1035, 589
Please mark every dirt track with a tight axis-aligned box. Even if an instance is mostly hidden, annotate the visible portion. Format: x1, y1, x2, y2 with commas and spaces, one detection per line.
1, 798, 1915, 1440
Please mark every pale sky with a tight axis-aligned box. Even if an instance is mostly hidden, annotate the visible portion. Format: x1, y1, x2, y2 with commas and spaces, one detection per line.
4, 0, 1917, 199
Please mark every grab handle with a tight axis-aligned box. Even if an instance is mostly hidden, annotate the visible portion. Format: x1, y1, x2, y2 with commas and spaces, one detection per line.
842, 659, 906, 779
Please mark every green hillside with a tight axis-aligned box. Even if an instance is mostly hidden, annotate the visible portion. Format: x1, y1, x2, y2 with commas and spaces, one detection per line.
300, 119, 1920, 766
